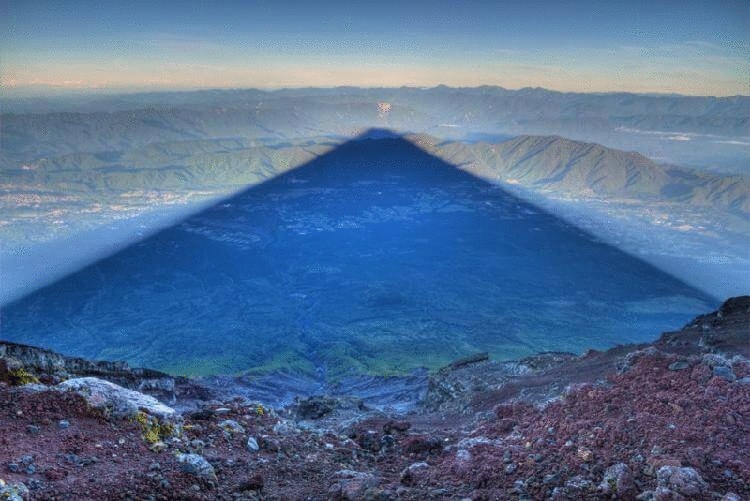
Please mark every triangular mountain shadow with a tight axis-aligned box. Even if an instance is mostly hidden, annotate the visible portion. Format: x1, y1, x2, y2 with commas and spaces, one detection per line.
1, 129, 715, 378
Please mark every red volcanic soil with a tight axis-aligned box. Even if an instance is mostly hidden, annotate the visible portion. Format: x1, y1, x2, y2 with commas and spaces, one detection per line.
429, 353, 750, 499
0, 297, 748, 500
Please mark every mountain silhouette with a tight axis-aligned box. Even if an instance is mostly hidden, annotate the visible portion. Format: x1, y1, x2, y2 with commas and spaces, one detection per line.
0, 129, 715, 377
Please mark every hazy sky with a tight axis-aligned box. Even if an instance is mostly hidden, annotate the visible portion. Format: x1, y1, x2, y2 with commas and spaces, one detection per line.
2, 0, 748, 96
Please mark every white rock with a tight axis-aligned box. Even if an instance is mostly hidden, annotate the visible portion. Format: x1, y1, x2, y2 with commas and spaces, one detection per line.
246, 436, 259, 452
57, 377, 176, 420
18, 383, 48, 393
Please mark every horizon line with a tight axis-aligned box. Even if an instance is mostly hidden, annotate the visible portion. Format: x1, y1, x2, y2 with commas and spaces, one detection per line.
3, 84, 749, 101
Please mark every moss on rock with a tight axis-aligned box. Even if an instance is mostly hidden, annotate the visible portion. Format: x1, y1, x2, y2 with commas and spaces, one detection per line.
0, 364, 40, 386
134, 411, 178, 445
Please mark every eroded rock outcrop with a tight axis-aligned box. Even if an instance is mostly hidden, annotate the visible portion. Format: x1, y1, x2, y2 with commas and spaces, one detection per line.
57, 377, 176, 421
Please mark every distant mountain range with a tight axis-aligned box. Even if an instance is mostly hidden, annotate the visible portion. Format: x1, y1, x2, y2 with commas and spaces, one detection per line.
4, 131, 747, 219
420, 134, 750, 217
3, 86, 749, 171
5, 87, 749, 136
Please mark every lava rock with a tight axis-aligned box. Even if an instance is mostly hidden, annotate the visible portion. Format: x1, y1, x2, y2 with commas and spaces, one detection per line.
294, 396, 338, 420
188, 409, 214, 421
599, 463, 634, 496
717, 296, 750, 317
379, 434, 395, 450
188, 439, 205, 453
26, 479, 42, 491
176, 453, 217, 483
329, 470, 380, 500
258, 435, 281, 452
400, 462, 429, 485
218, 419, 245, 435
577, 446, 594, 462
557, 475, 594, 498
497, 418, 517, 432
352, 430, 381, 453
237, 473, 264, 492
383, 420, 411, 434
403, 435, 444, 455
656, 466, 709, 497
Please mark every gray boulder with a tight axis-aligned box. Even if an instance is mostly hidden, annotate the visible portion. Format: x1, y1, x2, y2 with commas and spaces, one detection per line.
176, 453, 217, 483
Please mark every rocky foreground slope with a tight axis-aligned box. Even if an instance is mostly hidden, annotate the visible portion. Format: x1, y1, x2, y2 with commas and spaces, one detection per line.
0, 297, 748, 500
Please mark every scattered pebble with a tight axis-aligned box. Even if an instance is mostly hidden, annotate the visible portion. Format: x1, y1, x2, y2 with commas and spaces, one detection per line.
668, 360, 690, 371
577, 446, 594, 462
176, 453, 217, 483
713, 366, 736, 382
246, 436, 259, 452
218, 419, 245, 435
